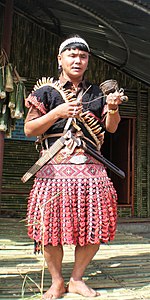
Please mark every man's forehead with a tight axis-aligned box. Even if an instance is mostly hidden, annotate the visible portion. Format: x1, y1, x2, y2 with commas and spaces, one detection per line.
62, 48, 88, 55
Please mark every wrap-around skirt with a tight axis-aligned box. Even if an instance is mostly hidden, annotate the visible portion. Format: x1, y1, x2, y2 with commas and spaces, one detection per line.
27, 148, 117, 252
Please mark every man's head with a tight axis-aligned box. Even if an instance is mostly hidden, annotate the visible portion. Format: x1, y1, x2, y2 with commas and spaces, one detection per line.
58, 35, 90, 80
58, 35, 90, 55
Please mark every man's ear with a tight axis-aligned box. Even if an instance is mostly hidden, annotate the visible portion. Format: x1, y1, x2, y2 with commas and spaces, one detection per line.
57, 55, 62, 73
57, 54, 61, 65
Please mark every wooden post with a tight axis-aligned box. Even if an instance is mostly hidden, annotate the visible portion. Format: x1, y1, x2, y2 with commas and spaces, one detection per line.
0, 0, 14, 205
148, 88, 150, 217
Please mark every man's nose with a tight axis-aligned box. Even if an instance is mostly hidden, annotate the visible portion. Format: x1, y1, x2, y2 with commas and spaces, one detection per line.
75, 56, 81, 63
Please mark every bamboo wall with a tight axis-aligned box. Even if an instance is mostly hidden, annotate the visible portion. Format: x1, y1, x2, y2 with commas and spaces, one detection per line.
10, 13, 60, 80
0, 6, 149, 218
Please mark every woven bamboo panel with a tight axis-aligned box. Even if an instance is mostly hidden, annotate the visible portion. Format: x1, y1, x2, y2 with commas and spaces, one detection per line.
1, 140, 39, 217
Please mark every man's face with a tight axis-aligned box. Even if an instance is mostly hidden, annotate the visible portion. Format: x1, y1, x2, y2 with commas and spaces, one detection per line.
58, 48, 89, 80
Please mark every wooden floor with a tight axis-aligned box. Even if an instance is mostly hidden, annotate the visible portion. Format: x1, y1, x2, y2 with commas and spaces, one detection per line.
0, 218, 150, 300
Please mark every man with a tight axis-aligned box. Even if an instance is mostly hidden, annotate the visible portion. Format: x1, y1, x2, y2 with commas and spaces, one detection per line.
24, 35, 123, 299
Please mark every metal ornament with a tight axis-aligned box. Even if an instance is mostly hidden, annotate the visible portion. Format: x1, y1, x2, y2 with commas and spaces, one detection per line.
70, 154, 88, 164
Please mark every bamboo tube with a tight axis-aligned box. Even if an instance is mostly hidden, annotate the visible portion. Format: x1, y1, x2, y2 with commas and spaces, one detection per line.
14, 81, 24, 119
5, 63, 14, 92
8, 82, 17, 118
0, 66, 6, 99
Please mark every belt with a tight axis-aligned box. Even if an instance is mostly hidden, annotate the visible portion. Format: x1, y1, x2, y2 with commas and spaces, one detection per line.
36, 133, 98, 149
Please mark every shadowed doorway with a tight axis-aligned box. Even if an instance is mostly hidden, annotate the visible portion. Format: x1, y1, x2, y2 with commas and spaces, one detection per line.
101, 117, 135, 214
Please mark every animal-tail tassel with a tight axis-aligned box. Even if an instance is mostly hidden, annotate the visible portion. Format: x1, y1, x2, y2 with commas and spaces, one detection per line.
5, 117, 16, 138
0, 99, 4, 114
14, 81, 24, 119
0, 66, 6, 99
5, 63, 14, 92
0, 104, 8, 131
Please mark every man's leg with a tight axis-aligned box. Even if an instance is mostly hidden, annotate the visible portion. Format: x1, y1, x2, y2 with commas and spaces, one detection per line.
68, 243, 100, 297
42, 244, 66, 299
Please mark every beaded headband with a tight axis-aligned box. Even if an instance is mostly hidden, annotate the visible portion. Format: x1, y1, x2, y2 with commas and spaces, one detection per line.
59, 37, 90, 55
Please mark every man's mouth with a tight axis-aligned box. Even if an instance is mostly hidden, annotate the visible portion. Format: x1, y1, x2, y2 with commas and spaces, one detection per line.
72, 67, 81, 70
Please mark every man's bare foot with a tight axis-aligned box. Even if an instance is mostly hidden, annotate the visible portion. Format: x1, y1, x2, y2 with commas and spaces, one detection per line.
42, 279, 66, 299
67, 278, 100, 297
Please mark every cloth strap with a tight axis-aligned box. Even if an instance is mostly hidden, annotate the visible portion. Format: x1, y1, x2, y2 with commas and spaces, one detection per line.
21, 135, 68, 183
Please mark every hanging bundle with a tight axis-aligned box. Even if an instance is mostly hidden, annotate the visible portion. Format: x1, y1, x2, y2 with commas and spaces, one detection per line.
5, 63, 14, 92
10, 67, 26, 119
0, 66, 6, 99
5, 116, 16, 138
0, 98, 4, 115
13, 81, 25, 119
0, 49, 7, 99
8, 82, 17, 118
0, 50, 8, 131
0, 103, 9, 132
0, 48, 27, 135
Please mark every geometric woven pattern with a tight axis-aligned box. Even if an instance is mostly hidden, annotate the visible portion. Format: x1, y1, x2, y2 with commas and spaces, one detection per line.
36, 148, 107, 179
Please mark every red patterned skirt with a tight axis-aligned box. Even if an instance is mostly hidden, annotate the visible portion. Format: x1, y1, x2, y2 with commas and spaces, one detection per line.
27, 148, 117, 251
